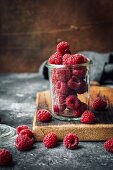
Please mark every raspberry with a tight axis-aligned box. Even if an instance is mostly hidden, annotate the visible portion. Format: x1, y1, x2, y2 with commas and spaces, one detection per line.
43, 132, 58, 148
81, 110, 95, 124
92, 97, 107, 111
0, 149, 12, 166
66, 95, 81, 110
56, 68, 70, 82
63, 54, 71, 65
56, 81, 68, 95
19, 129, 33, 139
64, 54, 84, 65
104, 138, 113, 153
16, 125, 29, 135
63, 133, 79, 149
68, 79, 79, 90
36, 109, 52, 122
15, 135, 34, 151
53, 104, 66, 113
72, 67, 87, 78
57, 41, 70, 55
48, 52, 62, 65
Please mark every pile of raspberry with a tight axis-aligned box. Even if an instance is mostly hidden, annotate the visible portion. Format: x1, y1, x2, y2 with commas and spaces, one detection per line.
48, 41, 89, 117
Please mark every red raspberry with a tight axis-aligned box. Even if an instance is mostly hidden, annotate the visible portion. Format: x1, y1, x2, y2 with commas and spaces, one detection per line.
56, 81, 68, 95
66, 95, 81, 110
16, 125, 29, 135
43, 132, 58, 148
36, 109, 52, 122
81, 110, 95, 124
53, 104, 66, 113
104, 138, 113, 153
57, 41, 70, 55
68, 79, 79, 90
56, 68, 70, 82
63, 54, 71, 65
0, 149, 12, 166
15, 135, 34, 151
48, 52, 62, 65
19, 129, 33, 139
64, 54, 84, 65
63, 133, 79, 149
72, 67, 87, 78
92, 97, 107, 111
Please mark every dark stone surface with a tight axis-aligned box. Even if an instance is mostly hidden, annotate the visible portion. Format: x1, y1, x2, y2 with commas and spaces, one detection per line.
0, 73, 113, 170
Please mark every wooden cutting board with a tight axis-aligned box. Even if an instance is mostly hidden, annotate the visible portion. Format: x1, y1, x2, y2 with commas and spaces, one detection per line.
32, 86, 113, 141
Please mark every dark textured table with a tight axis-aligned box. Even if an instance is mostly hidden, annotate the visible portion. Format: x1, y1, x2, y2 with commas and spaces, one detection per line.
0, 73, 113, 170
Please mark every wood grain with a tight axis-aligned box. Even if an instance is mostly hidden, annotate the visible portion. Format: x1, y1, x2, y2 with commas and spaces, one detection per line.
1, 0, 113, 72
33, 86, 113, 141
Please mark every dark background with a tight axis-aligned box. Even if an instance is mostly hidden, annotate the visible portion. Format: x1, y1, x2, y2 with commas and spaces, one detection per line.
0, 0, 113, 72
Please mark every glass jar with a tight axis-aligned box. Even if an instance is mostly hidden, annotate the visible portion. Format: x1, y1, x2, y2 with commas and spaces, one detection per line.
46, 60, 92, 121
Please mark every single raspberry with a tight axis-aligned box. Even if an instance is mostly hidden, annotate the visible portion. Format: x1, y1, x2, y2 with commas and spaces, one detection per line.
19, 129, 33, 139
15, 135, 34, 151
63, 133, 79, 149
16, 125, 29, 135
53, 104, 66, 113
56, 81, 68, 95
63, 54, 71, 65
0, 149, 12, 166
104, 138, 113, 153
56, 68, 70, 82
81, 110, 95, 124
48, 52, 62, 65
43, 132, 58, 148
36, 109, 52, 122
72, 67, 87, 78
66, 95, 81, 110
57, 41, 70, 55
92, 97, 107, 111
68, 79, 79, 90
65, 54, 84, 65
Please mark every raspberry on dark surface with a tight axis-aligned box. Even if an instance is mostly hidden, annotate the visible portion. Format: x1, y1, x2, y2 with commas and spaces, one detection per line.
57, 41, 70, 55
92, 97, 107, 111
15, 135, 34, 151
104, 138, 113, 153
0, 149, 12, 166
16, 125, 29, 135
56, 81, 68, 95
36, 109, 52, 122
63, 133, 79, 149
56, 68, 71, 82
19, 129, 34, 139
48, 52, 62, 65
43, 132, 58, 148
66, 95, 81, 110
81, 110, 95, 124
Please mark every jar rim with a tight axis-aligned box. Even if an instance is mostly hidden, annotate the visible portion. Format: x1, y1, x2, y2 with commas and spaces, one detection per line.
46, 58, 93, 69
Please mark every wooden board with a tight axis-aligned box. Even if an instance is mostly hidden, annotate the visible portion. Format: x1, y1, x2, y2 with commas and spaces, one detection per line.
33, 86, 113, 141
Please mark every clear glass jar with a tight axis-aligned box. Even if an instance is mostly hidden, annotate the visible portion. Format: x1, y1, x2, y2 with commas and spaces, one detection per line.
46, 60, 92, 121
